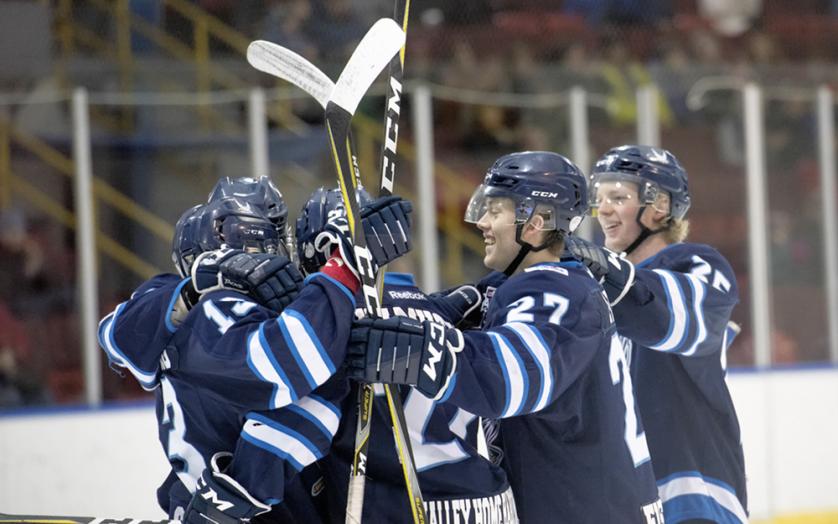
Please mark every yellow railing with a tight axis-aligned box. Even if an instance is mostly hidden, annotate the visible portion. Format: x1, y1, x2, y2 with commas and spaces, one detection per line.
0, 119, 168, 279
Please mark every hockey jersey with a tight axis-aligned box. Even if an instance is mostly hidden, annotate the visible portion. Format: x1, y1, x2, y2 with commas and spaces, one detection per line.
97, 271, 356, 517
320, 273, 516, 524
444, 261, 663, 524
615, 242, 748, 523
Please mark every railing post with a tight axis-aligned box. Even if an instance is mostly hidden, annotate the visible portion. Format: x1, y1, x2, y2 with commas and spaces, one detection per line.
743, 84, 773, 368
71, 88, 102, 405
569, 86, 594, 240
412, 84, 440, 292
248, 88, 269, 178
115, 0, 134, 129
636, 84, 660, 147
816, 86, 838, 363
194, 17, 211, 127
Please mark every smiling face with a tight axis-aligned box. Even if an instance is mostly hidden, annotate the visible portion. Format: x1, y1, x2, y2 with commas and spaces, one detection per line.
475, 197, 521, 272
594, 180, 645, 253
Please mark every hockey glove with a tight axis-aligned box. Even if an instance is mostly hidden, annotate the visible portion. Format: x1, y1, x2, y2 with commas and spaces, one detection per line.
218, 252, 304, 313
565, 236, 635, 306
314, 195, 412, 278
426, 285, 482, 326
179, 248, 244, 308
184, 452, 271, 524
347, 317, 464, 400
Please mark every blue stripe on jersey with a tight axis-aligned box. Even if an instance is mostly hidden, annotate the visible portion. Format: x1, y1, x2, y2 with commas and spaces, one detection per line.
242, 413, 323, 471
277, 309, 336, 390
488, 332, 529, 417
683, 275, 708, 356
383, 272, 416, 286
504, 322, 553, 413
286, 395, 341, 440
649, 270, 690, 352
305, 273, 356, 306
246, 327, 297, 408
98, 302, 158, 389
657, 471, 747, 524
164, 278, 191, 333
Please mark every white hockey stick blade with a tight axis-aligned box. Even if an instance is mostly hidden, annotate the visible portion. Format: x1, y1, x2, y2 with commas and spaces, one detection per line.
330, 18, 405, 116
247, 40, 334, 108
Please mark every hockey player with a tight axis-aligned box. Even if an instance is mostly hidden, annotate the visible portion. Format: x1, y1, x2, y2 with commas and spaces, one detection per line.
98, 180, 413, 522
348, 151, 664, 523
565, 145, 747, 523
295, 187, 517, 523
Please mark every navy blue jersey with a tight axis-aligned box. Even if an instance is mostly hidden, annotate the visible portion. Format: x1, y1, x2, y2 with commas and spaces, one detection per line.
616, 243, 747, 523
98, 271, 357, 518
320, 273, 516, 524
445, 261, 662, 524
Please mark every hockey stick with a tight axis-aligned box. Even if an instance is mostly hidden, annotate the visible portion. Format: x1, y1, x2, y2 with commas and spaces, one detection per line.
0, 513, 175, 524
248, 26, 427, 524
323, 21, 424, 524
360, 3, 428, 524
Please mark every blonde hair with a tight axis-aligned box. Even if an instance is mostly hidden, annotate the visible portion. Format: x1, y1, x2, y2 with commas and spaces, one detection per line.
653, 192, 689, 244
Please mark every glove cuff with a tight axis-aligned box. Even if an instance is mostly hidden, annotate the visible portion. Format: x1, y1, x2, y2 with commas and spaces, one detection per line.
605, 256, 635, 306
321, 249, 360, 295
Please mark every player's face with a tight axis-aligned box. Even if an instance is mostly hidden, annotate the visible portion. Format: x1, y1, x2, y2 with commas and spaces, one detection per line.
595, 181, 644, 252
475, 197, 519, 271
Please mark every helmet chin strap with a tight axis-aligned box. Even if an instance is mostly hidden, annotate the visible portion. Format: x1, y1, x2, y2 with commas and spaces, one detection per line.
623, 206, 667, 256
503, 224, 552, 276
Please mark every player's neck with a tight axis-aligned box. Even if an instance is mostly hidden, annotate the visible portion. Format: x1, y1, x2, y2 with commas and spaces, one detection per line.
626, 234, 669, 264
516, 248, 560, 274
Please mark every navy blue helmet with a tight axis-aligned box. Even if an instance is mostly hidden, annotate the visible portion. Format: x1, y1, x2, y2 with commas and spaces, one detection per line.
172, 197, 283, 277
590, 145, 691, 220
464, 151, 588, 235
172, 204, 205, 277
208, 176, 289, 232
295, 186, 372, 275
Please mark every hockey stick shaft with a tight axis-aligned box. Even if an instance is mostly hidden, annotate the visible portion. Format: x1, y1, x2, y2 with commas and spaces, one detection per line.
366, 2, 428, 523
0, 513, 175, 524
247, 20, 425, 523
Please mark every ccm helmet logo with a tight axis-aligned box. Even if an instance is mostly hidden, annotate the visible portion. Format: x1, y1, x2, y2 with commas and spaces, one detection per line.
531, 191, 558, 198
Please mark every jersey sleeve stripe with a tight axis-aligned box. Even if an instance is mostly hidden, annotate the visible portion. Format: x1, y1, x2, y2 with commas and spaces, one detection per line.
287, 396, 341, 440
242, 415, 321, 471
305, 272, 357, 306
504, 322, 553, 413
649, 270, 689, 352
489, 332, 528, 417
277, 309, 336, 390
246, 327, 297, 408
657, 472, 747, 523
164, 278, 190, 333
682, 275, 708, 356
99, 302, 158, 390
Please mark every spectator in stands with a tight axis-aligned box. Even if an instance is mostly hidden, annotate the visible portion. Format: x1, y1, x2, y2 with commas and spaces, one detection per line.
0, 209, 45, 316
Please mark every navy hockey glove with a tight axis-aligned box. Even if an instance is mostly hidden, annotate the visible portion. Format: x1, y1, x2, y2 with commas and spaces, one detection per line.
218, 252, 304, 313
315, 195, 412, 278
426, 285, 482, 326
565, 236, 635, 306
348, 317, 464, 400
184, 452, 271, 524
360, 195, 412, 264
179, 248, 244, 308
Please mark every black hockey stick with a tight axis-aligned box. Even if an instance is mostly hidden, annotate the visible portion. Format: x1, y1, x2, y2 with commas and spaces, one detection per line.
0, 513, 174, 524
363, 2, 427, 524
323, 22, 425, 524
248, 24, 426, 524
